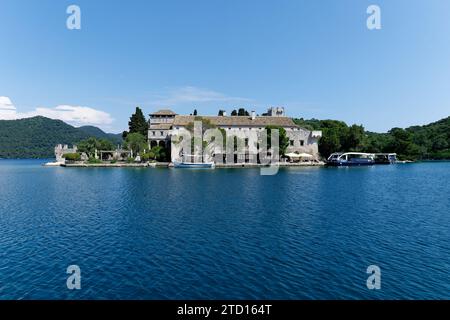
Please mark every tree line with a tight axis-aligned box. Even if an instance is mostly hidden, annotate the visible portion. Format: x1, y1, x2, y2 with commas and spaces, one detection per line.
294, 117, 450, 160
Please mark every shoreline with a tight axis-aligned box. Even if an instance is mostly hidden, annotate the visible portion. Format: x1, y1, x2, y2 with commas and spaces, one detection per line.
55, 161, 326, 168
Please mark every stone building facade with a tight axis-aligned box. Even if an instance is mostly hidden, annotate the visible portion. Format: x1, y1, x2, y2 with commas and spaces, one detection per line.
148, 108, 322, 163
147, 109, 176, 149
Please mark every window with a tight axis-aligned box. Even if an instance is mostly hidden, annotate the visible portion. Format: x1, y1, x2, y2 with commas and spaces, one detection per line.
290, 140, 294, 146
245, 138, 249, 147
152, 131, 155, 136
300, 140, 304, 146
160, 131, 164, 136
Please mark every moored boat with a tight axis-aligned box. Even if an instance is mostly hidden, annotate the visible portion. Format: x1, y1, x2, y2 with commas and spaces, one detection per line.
327, 152, 375, 166
43, 161, 63, 167
374, 153, 397, 164
173, 161, 215, 169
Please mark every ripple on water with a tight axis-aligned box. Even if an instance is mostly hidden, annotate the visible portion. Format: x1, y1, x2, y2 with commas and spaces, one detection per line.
0, 160, 449, 299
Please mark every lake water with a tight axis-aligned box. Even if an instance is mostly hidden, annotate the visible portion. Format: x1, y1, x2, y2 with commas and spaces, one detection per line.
0, 160, 449, 300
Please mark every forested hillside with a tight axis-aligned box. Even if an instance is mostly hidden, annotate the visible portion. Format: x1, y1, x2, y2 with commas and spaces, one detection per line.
0, 116, 122, 158
294, 116, 450, 160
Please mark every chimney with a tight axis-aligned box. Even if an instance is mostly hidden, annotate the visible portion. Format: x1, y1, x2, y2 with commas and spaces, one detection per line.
251, 111, 256, 120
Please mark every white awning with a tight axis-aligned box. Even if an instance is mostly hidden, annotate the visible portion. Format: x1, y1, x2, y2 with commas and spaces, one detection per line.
286, 153, 313, 158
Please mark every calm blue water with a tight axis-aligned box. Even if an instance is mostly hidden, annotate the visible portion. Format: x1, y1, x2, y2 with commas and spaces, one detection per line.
0, 160, 449, 300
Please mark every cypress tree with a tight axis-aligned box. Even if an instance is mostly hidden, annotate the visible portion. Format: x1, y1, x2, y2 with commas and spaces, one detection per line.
128, 107, 148, 137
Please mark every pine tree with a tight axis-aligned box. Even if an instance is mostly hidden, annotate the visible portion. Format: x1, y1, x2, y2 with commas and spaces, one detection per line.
238, 108, 249, 116
128, 107, 148, 137
193, 109, 198, 116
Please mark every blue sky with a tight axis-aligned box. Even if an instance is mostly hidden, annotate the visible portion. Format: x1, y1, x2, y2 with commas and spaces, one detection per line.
1, 0, 449, 133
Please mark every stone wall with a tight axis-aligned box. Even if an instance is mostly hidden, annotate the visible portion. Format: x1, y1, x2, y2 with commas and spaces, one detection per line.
170, 126, 321, 163
55, 144, 78, 163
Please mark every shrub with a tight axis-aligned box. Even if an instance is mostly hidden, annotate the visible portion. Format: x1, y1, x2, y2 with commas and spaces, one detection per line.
141, 152, 156, 162
88, 158, 102, 164
63, 153, 81, 161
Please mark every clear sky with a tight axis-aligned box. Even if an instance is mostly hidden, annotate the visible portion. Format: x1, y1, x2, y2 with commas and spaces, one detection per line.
1, 0, 449, 133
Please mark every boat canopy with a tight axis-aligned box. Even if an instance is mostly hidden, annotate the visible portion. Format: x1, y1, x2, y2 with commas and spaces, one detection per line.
285, 152, 313, 158
328, 152, 374, 161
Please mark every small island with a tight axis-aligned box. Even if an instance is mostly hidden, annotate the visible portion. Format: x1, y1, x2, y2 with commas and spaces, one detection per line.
50, 107, 325, 168
41, 105, 450, 168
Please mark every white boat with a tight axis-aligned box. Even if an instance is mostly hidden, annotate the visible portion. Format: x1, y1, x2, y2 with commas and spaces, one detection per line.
327, 152, 375, 166
173, 154, 215, 168
43, 161, 63, 167
173, 161, 215, 169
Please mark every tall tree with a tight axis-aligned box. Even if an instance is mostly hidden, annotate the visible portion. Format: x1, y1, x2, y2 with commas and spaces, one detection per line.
238, 108, 250, 116
387, 128, 421, 159
77, 137, 114, 158
319, 128, 341, 158
341, 124, 365, 151
124, 133, 148, 155
231, 110, 237, 116
128, 107, 148, 137
193, 109, 198, 116
218, 110, 225, 116
265, 126, 289, 156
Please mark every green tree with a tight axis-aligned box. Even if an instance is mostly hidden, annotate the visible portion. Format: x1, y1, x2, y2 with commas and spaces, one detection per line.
362, 133, 388, 153
151, 146, 166, 161
124, 132, 148, 155
128, 107, 148, 136
238, 108, 250, 116
98, 139, 114, 151
218, 110, 225, 116
231, 110, 237, 116
77, 137, 114, 158
265, 125, 289, 156
193, 109, 198, 116
141, 146, 167, 162
342, 124, 365, 151
319, 128, 341, 158
432, 135, 448, 152
387, 128, 421, 160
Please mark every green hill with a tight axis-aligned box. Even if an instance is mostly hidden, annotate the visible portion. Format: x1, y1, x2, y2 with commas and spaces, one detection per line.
0, 116, 122, 159
2, 115, 448, 160
78, 125, 123, 144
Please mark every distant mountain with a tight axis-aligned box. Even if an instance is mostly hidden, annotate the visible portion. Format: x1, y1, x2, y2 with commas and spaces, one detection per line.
0, 116, 122, 159
78, 125, 123, 144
